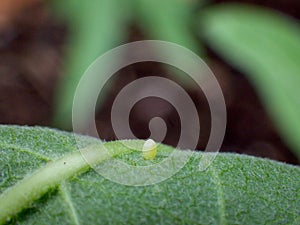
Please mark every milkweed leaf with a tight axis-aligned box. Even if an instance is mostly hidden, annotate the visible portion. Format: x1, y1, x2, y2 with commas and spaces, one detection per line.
0, 126, 299, 224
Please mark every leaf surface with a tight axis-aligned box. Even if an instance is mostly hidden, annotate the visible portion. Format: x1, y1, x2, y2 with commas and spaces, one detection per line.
0, 126, 299, 224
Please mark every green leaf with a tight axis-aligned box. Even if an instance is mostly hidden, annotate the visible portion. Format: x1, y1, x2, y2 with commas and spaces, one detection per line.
134, 0, 204, 86
136, 0, 201, 53
52, 0, 132, 129
200, 3, 300, 159
0, 126, 299, 224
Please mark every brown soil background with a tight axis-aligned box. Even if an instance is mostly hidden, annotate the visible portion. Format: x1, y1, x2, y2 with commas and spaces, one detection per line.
0, 0, 299, 164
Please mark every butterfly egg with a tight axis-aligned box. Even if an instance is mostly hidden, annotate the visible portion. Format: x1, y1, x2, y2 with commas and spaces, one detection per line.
142, 139, 157, 160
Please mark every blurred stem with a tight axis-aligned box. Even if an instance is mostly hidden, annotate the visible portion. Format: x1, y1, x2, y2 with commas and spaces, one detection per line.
136, 0, 202, 53
135, 0, 204, 86
52, 0, 131, 129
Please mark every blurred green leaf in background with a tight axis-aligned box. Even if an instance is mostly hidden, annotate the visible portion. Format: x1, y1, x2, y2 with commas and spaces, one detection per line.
200, 3, 300, 159
51, 0, 132, 128
50, 0, 300, 161
51, 0, 200, 129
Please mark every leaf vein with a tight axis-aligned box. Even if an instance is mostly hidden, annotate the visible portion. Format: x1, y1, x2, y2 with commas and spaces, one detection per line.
59, 182, 81, 225
0, 143, 51, 161
211, 165, 227, 225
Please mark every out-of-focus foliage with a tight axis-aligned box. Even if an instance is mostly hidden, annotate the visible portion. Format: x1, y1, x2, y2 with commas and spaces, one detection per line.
51, 1, 300, 160
51, 0, 131, 128
51, 0, 200, 129
201, 3, 300, 158
135, 0, 201, 52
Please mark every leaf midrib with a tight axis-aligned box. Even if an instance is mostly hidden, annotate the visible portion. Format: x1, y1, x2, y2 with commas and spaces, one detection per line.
1, 136, 299, 224
0, 145, 105, 224
0, 143, 229, 225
